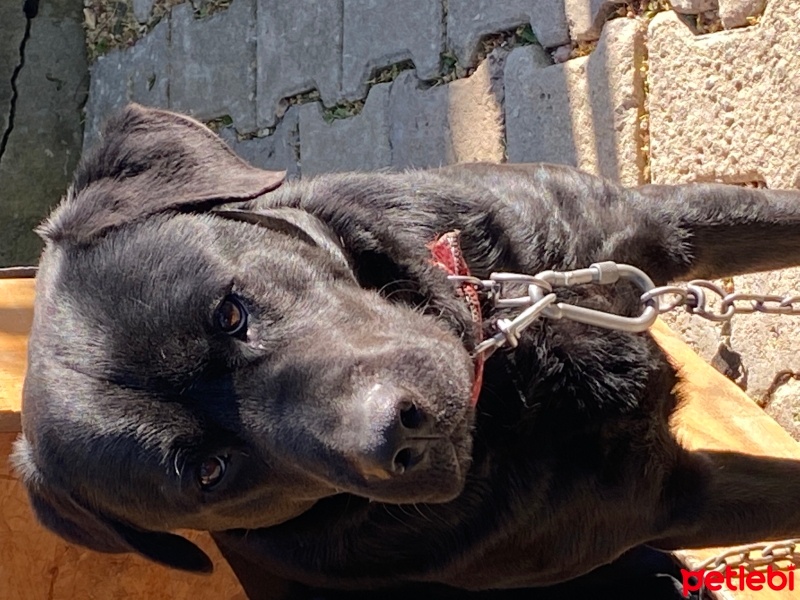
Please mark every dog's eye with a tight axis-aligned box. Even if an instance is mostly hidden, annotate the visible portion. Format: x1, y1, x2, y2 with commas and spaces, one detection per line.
198, 455, 228, 490
215, 296, 247, 336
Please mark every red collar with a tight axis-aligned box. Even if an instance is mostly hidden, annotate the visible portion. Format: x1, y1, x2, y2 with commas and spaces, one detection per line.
428, 231, 484, 407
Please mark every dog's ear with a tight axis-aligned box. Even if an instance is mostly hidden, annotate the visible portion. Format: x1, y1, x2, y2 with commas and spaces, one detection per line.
12, 436, 212, 573
42, 103, 285, 244
214, 207, 354, 277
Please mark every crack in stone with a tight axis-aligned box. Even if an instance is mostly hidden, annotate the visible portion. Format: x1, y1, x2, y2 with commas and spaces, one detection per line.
0, 0, 37, 169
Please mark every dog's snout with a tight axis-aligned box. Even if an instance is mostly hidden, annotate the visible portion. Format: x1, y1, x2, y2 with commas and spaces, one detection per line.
350, 384, 436, 480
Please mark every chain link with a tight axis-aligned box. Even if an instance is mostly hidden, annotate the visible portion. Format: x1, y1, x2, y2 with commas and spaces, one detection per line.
451, 262, 800, 358
696, 539, 800, 573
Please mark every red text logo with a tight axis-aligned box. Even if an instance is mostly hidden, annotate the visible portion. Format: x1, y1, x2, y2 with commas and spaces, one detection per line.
681, 565, 795, 596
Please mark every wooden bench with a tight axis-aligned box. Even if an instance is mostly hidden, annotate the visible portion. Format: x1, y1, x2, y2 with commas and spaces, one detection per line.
2, 277, 798, 599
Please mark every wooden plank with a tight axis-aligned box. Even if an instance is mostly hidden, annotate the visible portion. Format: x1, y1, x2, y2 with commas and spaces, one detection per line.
0, 278, 34, 432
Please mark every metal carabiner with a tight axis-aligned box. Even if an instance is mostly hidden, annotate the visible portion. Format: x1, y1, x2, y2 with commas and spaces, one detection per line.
530, 262, 659, 333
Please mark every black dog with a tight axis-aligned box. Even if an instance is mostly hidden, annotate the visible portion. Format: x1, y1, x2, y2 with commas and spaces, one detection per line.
13, 104, 800, 598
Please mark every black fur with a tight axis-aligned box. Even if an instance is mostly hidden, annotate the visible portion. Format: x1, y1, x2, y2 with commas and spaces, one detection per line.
13, 105, 800, 599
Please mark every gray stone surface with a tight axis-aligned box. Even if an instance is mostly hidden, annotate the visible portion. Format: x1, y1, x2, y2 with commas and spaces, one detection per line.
446, 0, 569, 68
0, 3, 27, 142
299, 83, 392, 176
133, 0, 155, 23
83, 19, 169, 148
719, 0, 766, 29
763, 377, 800, 441
388, 73, 451, 169
342, 0, 443, 101
387, 56, 505, 170
0, 0, 88, 266
670, 0, 718, 14
505, 17, 646, 186
170, 0, 257, 133
256, 0, 343, 128
564, 0, 627, 41
220, 107, 301, 179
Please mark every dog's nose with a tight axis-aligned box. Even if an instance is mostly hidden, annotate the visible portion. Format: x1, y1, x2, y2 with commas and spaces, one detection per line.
351, 384, 435, 480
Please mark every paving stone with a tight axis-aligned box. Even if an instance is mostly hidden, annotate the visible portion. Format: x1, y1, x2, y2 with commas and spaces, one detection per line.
649, 4, 800, 400
446, 0, 569, 67
649, 8, 800, 188
0, 3, 27, 142
564, 0, 627, 41
82, 19, 169, 149
299, 83, 392, 176
0, 0, 88, 266
670, 0, 718, 13
342, 0, 443, 101
763, 377, 800, 442
719, 0, 766, 29
256, 0, 342, 128
220, 107, 301, 179
132, 0, 155, 23
170, 0, 257, 133
388, 57, 505, 170
505, 18, 646, 186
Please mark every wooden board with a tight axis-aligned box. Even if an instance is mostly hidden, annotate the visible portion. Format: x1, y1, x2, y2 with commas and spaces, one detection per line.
2, 278, 799, 599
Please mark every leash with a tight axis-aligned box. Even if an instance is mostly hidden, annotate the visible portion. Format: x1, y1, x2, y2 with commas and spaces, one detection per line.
446, 261, 800, 359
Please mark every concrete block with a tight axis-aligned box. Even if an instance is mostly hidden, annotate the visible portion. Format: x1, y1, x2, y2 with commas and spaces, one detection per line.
0, 0, 88, 265
564, 0, 628, 41
0, 3, 27, 141
220, 107, 301, 179
505, 17, 646, 186
299, 83, 392, 176
648, 7, 800, 188
133, 0, 155, 23
446, 0, 569, 67
256, 0, 343, 128
342, 0, 443, 101
670, 0, 718, 13
388, 57, 504, 169
720, 0, 766, 29
170, 0, 257, 133
83, 20, 169, 148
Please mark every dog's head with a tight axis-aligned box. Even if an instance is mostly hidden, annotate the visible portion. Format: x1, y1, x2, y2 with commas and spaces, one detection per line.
12, 105, 476, 572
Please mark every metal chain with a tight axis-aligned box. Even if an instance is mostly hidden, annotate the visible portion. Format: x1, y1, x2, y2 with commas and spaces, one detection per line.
696, 539, 800, 573
449, 261, 800, 358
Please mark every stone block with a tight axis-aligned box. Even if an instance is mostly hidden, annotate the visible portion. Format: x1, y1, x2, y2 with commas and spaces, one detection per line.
388, 57, 504, 169
83, 20, 169, 149
256, 0, 343, 128
446, 0, 569, 67
505, 17, 646, 186
220, 107, 301, 179
0, 3, 27, 141
564, 0, 628, 41
648, 7, 800, 188
0, 0, 88, 265
299, 83, 392, 176
342, 0, 443, 100
170, 0, 257, 133
719, 0, 766, 29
